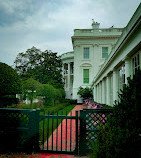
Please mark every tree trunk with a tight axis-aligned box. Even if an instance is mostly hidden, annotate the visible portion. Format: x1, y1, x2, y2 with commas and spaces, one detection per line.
30, 99, 33, 109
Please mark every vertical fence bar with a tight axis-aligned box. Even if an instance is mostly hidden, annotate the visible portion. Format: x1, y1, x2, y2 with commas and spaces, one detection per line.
70, 111, 72, 151
75, 110, 79, 155
34, 108, 40, 152
29, 110, 35, 153
52, 111, 54, 150
42, 110, 45, 150
56, 111, 58, 151
61, 110, 63, 151
66, 111, 67, 151
47, 111, 49, 150
79, 110, 86, 156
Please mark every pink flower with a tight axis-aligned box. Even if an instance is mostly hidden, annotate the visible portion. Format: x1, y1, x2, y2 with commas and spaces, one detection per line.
94, 121, 99, 125
94, 122, 97, 125
102, 114, 105, 118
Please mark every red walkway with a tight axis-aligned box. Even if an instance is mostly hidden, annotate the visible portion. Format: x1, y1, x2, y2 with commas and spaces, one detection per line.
43, 105, 82, 151
30, 105, 85, 158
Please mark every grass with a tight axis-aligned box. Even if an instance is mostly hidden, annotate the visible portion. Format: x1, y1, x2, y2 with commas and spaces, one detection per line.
39, 104, 75, 144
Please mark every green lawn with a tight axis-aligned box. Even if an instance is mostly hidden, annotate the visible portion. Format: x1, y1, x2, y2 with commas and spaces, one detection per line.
39, 104, 75, 144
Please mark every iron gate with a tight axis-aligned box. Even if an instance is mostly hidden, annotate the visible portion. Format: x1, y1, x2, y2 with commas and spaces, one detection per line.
39, 110, 79, 155
0, 108, 113, 155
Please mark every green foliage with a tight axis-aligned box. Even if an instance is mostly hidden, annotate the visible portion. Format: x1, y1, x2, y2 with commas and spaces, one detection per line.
77, 86, 93, 100
38, 84, 55, 106
64, 99, 77, 105
37, 84, 65, 107
0, 62, 22, 107
23, 78, 41, 108
7, 103, 39, 109
14, 46, 63, 88
91, 70, 141, 158
0, 62, 22, 95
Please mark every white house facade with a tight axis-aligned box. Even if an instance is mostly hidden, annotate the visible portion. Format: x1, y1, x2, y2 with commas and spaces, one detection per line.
61, 3, 141, 105
93, 3, 141, 106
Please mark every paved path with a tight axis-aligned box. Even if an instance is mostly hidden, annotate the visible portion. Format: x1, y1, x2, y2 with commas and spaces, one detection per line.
44, 105, 82, 151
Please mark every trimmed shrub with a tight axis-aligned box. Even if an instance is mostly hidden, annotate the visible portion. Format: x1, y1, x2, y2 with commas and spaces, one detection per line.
37, 84, 65, 106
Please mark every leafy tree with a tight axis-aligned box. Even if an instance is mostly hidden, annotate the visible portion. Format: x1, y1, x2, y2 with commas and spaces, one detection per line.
77, 86, 93, 100
14, 46, 63, 88
37, 84, 55, 106
0, 62, 22, 107
23, 78, 40, 108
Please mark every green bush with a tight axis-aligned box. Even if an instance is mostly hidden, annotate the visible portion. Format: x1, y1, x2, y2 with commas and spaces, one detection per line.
91, 70, 141, 158
0, 62, 22, 107
0, 95, 19, 108
37, 84, 55, 106
77, 86, 93, 100
37, 84, 65, 107
64, 99, 77, 105
54, 88, 65, 104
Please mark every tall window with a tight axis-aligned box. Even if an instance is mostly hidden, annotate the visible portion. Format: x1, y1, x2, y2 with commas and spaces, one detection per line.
132, 53, 140, 75
83, 48, 89, 59
102, 47, 108, 58
83, 69, 89, 84
118, 65, 125, 92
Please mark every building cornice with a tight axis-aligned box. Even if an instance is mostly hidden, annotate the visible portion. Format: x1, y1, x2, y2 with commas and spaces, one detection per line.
72, 36, 121, 44
93, 3, 141, 85
72, 35, 121, 40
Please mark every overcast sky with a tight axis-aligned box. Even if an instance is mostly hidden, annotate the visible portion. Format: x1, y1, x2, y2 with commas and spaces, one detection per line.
0, 0, 140, 66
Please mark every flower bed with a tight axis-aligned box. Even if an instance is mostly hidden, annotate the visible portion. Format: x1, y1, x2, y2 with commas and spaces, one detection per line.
82, 100, 103, 109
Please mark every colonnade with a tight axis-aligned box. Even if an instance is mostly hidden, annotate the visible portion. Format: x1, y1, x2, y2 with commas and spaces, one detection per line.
63, 62, 74, 99
94, 58, 131, 106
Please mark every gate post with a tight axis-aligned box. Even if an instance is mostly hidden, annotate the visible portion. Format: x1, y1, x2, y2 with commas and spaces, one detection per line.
34, 108, 40, 152
79, 109, 87, 156
75, 110, 79, 155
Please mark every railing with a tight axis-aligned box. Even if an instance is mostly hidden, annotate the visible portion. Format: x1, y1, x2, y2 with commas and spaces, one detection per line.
74, 28, 123, 36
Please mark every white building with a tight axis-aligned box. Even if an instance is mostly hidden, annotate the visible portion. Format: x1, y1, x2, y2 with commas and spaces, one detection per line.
93, 3, 141, 106
61, 3, 141, 105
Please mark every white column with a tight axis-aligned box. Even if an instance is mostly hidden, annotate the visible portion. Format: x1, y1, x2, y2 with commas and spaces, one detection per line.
105, 79, 107, 104
98, 84, 100, 103
106, 76, 110, 105
102, 80, 105, 104
113, 70, 117, 104
101, 81, 103, 103
125, 57, 131, 84
99, 82, 102, 103
94, 85, 97, 102
97, 84, 99, 103
62, 64, 64, 76
62, 64, 65, 87
68, 63, 70, 92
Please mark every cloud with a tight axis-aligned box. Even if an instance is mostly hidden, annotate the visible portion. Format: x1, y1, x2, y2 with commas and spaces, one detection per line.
0, 0, 140, 66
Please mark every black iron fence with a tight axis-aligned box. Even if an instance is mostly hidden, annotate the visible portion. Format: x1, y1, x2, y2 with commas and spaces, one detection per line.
0, 108, 40, 153
0, 108, 113, 156
79, 109, 113, 155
